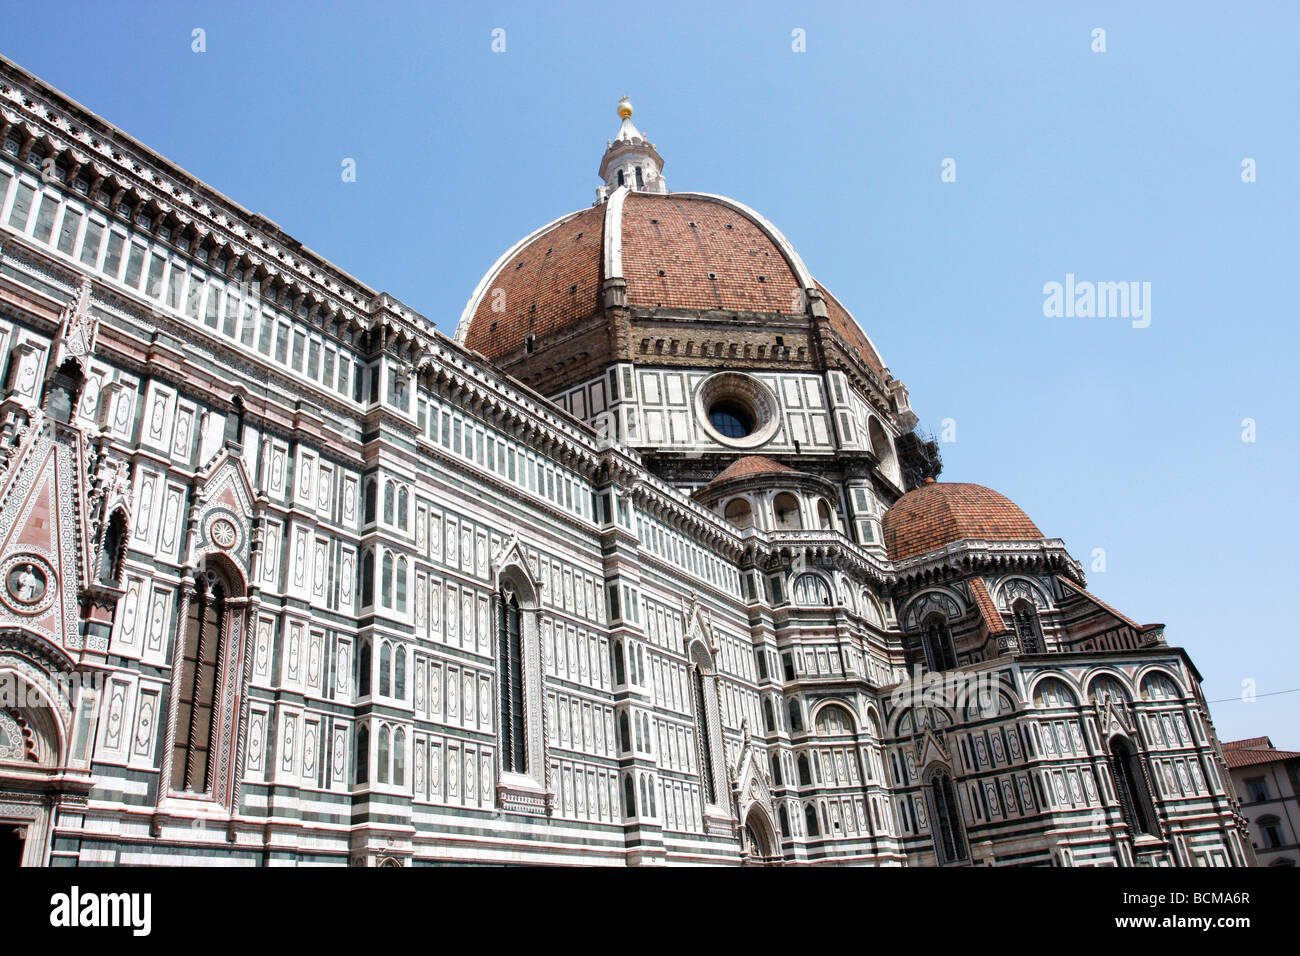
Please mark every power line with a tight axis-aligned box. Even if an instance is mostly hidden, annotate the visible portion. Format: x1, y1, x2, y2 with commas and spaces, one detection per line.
1207, 686, 1300, 704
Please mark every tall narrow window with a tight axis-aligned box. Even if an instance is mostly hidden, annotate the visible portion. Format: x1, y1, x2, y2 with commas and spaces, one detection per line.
394, 646, 406, 699
172, 569, 229, 793
1110, 737, 1157, 836
358, 640, 372, 697
99, 510, 128, 585
921, 614, 957, 672
392, 728, 406, 787
927, 769, 968, 864
355, 724, 369, 785
805, 804, 820, 837
498, 587, 526, 773
379, 642, 391, 697
692, 659, 717, 804
377, 726, 390, 784
1012, 599, 1044, 654
383, 481, 395, 525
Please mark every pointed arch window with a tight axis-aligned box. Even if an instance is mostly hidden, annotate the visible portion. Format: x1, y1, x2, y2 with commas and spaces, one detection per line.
394, 646, 406, 699
355, 724, 369, 785
377, 725, 390, 784
926, 768, 968, 865
498, 585, 526, 773
392, 728, 406, 787
1109, 736, 1157, 836
921, 613, 958, 673
358, 639, 372, 697
172, 567, 234, 793
1012, 599, 1044, 654
805, 803, 820, 837
395, 556, 408, 612
397, 486, 409, 531
99, 509, 128, 585
379, 642, 392, 697
383, 481, 395, 525
381, 552, 394, 608
691, 646, 719, 805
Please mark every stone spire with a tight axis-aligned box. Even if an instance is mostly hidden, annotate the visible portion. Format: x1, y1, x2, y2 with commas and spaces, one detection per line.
597, 97, 668, 202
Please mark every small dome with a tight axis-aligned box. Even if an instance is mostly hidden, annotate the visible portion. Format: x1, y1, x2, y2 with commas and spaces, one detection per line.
703, 455, 795, 490
882, 480, 1043, 561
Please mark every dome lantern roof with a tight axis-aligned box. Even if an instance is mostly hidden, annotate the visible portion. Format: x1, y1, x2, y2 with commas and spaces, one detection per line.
597, 97, 668, 201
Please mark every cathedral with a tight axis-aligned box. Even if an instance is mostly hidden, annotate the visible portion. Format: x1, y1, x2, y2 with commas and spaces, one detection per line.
0, 57, 1253, 866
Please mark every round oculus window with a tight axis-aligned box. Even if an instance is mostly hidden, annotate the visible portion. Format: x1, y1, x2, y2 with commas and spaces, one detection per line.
694, 372, 780, 449
708, 400, 755, 439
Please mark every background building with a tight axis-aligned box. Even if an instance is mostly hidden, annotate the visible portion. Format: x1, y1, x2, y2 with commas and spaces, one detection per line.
0, 60, 1251, 865
1223, 736, 1299, 866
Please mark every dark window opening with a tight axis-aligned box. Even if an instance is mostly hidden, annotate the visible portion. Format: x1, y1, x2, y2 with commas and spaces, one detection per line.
499, 588, 526, 774
708, 400, 755, 439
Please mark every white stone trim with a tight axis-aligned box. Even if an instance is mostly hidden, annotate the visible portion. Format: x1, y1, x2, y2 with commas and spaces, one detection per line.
602, 185, 628, 280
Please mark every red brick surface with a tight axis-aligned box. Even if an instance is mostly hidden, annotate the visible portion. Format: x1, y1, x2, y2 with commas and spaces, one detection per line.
882, 480, 1043, 561
462, 194, 889, 367
622, 194, 800, 314
465, 205, 605, 359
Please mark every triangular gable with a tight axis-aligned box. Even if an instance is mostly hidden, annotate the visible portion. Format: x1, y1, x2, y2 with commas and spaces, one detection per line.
0, 414, 91, 651
190, 453, 256, 577
491, 533, 541, 593
916, 727, 951, 770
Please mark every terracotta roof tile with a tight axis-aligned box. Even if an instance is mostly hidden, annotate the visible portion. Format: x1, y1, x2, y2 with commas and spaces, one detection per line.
882, 480, 1043, 561
703, 455, 795, 490
1224, 746, 1300, 769
969, 576, 1011, 636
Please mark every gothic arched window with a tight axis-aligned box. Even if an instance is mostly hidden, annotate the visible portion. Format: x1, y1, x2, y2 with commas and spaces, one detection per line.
379, 642, 392, 697
394, 646, 406, 699
360, 550, 375, 608
381, 552, 394, 608
1012, 599, 1044, 654
611, 640, 626, 686
926, 768, 968, 865
392, 727, 406, 787
805, 803, 820, 837
921, 613, 958, 673
690, 643, 722, 806
798, 754, 812, 786
363, 479, 376, 524
377, 725, 390, 785
395, 556, 408, 612
171, 567, 232, 793
355, 724, 369, 785
1109, 736, 1157, 836
99, 509, 128, 585
397, 486, 409, 531
498, 586, 526, 773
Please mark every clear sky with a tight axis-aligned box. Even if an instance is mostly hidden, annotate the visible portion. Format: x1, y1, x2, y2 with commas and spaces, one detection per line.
3, 1, 1297, 745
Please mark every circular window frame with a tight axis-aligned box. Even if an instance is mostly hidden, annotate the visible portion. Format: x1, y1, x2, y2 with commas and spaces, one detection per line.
694, 372, 780, 449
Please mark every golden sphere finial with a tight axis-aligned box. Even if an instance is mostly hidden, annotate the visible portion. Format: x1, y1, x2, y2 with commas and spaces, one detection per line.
618, 96, 633, 120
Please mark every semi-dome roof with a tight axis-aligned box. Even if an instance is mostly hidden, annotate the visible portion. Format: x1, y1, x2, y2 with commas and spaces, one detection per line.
882, 480, 1043, 561
456, 189, 886, 375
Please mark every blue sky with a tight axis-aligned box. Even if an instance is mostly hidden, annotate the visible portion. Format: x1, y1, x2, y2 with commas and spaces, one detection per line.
4, 1, 1297, 745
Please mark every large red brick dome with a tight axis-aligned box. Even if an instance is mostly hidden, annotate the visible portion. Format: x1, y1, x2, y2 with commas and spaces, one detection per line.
456, 190, 886, 375
883, 480, 1043, 561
